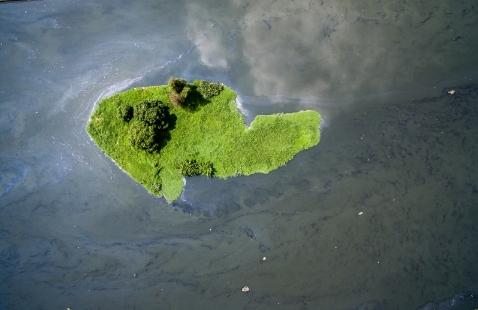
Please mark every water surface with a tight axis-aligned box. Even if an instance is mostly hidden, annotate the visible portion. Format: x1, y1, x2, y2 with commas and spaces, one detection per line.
1, 0, 478, 309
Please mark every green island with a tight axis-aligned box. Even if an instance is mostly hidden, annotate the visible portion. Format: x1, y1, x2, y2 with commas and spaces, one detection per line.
87, 79, 321, 201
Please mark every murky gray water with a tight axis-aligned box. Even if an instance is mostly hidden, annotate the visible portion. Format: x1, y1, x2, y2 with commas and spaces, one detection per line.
1, 0, 478, 309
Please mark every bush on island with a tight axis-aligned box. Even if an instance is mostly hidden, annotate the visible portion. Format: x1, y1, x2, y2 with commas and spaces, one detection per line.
136, 100, 170, 129
129, 100, 174, 152
178, 159, 215, 177
169, 91, 184, 107
168, 78, 193, 107
168, 78, 187, 93
118, 104, 134, 122
129, 122, 160, 153
180, 85, 191, 100
196, 81, 224, 99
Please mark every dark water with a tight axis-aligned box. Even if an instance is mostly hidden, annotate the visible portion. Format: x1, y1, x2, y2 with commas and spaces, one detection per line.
1, 1, 478, 309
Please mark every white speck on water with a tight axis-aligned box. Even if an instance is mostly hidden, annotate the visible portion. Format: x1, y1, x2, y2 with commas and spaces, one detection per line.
262, 256, 267, 261
241, 286, 250, 293
448, 89, 456, 95
358, 211, 364, 216
209, 227, 212, 231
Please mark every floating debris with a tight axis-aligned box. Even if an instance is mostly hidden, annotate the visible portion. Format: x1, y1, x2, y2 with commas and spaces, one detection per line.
448, 89, 456, 95
241, 227, 256, 239
358, 211, 364, 216
241, 286, 250, 293
262, 256, 267, 261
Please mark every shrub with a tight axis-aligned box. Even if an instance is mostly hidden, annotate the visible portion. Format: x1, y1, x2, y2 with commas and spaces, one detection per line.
129, 100, 175, 152
178, 159, 215, 177
118, 104, 133, 122
151, 170, 163, 195
199, 161, 215, 177
129, 122, 160, 152
169, 91, 185, 107
151, 182, 162, 194
168, 78, 187, 93
136, 100, 170, 129
168, 79, 192, 107
169, 86, 192, 107
180, 85, 191, 100
197, 81, 224, 99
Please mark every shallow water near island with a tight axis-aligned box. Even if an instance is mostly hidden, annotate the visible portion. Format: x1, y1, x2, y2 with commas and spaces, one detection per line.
1, 0, 478, 309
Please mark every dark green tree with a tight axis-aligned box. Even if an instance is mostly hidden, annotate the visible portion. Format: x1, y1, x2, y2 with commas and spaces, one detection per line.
128, 100, 175, 153
136, 100, 170, 129
129, 122, 160, 153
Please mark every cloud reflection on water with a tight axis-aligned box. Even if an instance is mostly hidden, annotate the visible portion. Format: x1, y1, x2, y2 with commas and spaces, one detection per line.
186, 0, 478, 104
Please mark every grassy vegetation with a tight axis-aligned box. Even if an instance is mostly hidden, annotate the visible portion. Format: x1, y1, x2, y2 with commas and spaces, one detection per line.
87, 80, 321, 201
